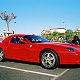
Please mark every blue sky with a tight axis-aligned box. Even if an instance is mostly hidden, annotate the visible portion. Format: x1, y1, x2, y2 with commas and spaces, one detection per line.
0, 0, 80, 35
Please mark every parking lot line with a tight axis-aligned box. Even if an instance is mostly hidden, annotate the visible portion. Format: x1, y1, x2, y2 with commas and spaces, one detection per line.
0, 65, 58, 77
51, 69, 70, 80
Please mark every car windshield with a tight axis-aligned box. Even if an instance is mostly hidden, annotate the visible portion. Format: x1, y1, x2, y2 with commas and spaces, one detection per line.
24, 35, 49, 43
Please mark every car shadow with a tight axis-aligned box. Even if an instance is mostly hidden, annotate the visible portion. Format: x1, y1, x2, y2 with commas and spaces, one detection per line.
4, 59, 80, 69
59, 64, 80, 69
5, 59, 40, 66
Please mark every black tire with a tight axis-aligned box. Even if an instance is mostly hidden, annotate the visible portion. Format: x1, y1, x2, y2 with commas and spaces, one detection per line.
0, 48, 5, 62
39, 49, 59, 69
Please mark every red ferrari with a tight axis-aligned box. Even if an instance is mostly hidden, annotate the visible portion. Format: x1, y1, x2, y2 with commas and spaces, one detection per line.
0, 34, 80, 69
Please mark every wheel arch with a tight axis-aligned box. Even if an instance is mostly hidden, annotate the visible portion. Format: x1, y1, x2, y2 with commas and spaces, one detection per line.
39, 48, 60, 63
0, 47, 5, 61
0, 47, 3, 50
0, 47, 5, 52
0, 47, 5, 56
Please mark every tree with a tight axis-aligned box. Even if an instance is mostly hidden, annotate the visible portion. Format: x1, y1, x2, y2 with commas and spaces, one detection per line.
0, 11, 16, 31
65, 29, 72, 33
65, 29, 73, 39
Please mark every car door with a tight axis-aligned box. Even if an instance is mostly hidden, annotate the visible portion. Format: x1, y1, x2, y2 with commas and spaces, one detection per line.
7, 36, 35, 61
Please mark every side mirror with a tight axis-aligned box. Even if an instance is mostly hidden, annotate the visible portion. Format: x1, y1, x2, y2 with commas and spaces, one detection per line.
19, 39, 27, 44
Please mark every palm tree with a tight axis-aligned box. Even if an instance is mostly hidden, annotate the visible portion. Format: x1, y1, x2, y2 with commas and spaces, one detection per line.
0, 11, 16, 32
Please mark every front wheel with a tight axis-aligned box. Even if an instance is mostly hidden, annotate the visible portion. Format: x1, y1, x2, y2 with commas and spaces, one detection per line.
0, 48, 5, 62
39, 49, 59, 69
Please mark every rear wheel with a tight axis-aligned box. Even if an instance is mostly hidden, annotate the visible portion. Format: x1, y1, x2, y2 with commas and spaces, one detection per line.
39, 49, 59, 69
0, 48, 5, 61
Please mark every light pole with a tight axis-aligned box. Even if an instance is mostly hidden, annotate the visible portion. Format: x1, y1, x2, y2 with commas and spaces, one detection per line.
14, 22, 16, 34
62, 21, 66, 40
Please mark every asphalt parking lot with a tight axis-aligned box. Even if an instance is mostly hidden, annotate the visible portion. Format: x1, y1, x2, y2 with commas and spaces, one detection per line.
0, 59, 80, 80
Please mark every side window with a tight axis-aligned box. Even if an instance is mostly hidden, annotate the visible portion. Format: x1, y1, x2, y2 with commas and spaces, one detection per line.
19, 37, 29, 44
10, 37, 16, 43
10, 36, 28, 44
10, 37, 20, 43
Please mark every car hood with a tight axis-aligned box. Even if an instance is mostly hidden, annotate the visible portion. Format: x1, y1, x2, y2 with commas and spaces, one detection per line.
35, 42, 80, 48
35, 42, 71, 46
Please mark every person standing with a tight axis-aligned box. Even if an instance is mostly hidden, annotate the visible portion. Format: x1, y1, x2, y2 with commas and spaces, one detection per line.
74, 33, 79, 45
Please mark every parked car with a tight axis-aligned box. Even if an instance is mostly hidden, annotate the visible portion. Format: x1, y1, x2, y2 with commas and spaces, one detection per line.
0, 34, 80, 69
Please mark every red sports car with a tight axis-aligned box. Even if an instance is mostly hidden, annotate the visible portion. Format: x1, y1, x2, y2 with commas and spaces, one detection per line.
0, 34, 80, 69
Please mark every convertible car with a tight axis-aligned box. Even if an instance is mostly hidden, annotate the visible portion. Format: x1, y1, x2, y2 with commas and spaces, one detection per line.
0, 34, 80, 69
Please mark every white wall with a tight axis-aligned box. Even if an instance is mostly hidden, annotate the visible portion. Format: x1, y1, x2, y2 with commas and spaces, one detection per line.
50, 29, 66, 33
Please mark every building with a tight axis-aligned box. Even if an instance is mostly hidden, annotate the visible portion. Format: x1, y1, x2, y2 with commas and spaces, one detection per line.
40, 28, 66, 35
40, 30, 51, 35
50, 28, 66, 33
0, 30, 14, 41
76, 27, 80, 32
3, 30, 14, 39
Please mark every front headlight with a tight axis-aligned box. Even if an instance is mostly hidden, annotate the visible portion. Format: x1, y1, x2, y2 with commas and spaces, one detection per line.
66, 47, 75, 52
